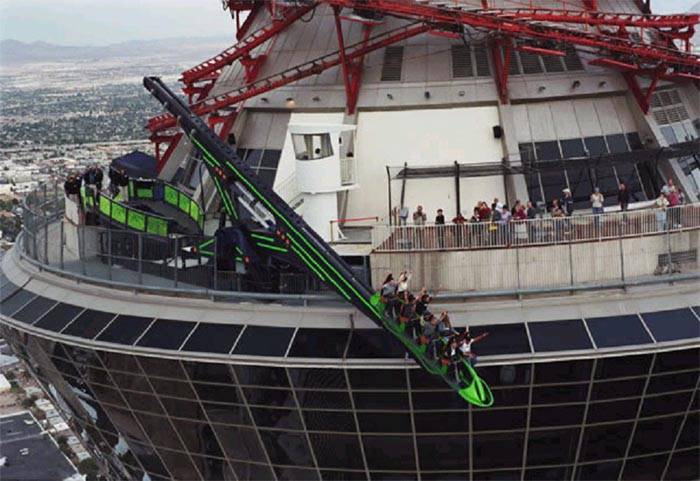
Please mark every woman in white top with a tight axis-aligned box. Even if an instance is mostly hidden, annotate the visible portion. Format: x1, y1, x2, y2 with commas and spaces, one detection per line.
590, 187, 604, 215
655, 193, 669, 231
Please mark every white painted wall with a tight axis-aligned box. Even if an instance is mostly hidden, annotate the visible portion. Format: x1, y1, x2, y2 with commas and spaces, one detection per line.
349, 106, 504, 222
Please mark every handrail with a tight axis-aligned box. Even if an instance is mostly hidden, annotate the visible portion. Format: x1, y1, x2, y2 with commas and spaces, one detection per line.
372, 203, 700, 252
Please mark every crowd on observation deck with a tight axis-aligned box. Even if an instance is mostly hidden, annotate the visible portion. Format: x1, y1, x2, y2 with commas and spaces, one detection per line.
384, 179, 689, 249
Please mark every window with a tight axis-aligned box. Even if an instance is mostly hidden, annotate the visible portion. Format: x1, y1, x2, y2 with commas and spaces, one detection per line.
587, 398, 640, 424
251, 407, 303, 430
303, 410, 357, 432
579, 423, 633, 461
530, 404, 584, 427
181, 323, 242, 354
288, 329, 350, 358
362, 435, 415, 470
451, 45, 474, 78
585, 315, 652, 348
560, 138, 586, 159
535, 359, 593, 384
529, 320, 592, 353
630, 416, 683, 455
34, 303, 83, 332
348, 369, 406, 390
416, 435, 468, 470
12, 296, 56, 324
357, 412, 411, 433
136, 319, 195, 350
292, 134, 333, 161
380, 46, 404, 82
472, 408, 527, 431
473, 432, 524, 469
234, 365, 290, 387
594, 354, 652, 380
535, 141, 561, 161
641, 308, 700, 342
62, 309, 116, 339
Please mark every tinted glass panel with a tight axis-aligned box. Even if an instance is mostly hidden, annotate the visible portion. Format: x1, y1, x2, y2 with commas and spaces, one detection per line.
586, 398, 640, 424
362, 435, 415, 470
353, 392, 408, 410
473, 408, 526, 431
606, 134, 629, 153
136, 319, 195, 349
346, 329, 406, 358
641, 309, 699, 342
212, 425, 266, 462
585, 315, 653, 347
535, 141, 561, 161
297, 390, 351, 410
627, 132, 643, 150
185, 361, 234, 384
348, 369, 406, 390
234, 365, 290, 387
468, 323, 531, 356
653, 348, 700, 373
530, 404, 584, 427
665, 448, 700, 481
33, 303, 84, 332
416, 435, 468, 470
561, 138, 586, 159
414, 411, 469, 433
242, 387, 295, 407
96, 315, 153, 344
614, 163, 643, 201
584, 136, 608, 156
528, 320, 592, 352
0, 289, 35, 316
591, 378, 645, 401
303, 410, 357, 432
539, 170, 567, 203
593, 164, 619, 204
250, 407, 303, 430
621, 454, 667, 481
181, 323, 242, 354
357, 412, 411, 433
594, 354, 652, 380
233, 325, 295, 356
288, 328, 350, 358
289, 368, 347, 390
532, 384, 588, 404
579, 423, 633, 461
535, 360, 592, 384
12, 296, 56, 324
630, 416, 683, 455
62, 309, 116, 338
640, 391, 692, 418
473, 432, 524, 469
259, 430, 314, 466
575, 461, 621, 481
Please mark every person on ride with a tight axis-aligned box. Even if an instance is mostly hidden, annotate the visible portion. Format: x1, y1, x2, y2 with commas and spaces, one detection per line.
421, 313, 439, 348
400, 293, 419, 339
441, 336, 462, 382
380, 273, 399, 320
458, 330, 490, 368
415, 288, 431, 320
396, 271, 411, 298
437, 312, 457, 338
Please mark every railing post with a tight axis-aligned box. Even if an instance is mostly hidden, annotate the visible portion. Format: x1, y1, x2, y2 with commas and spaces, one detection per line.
107, 226, 112, 281
173, 236, 179, 288
619, 227, 625, 287
59, 220, 64, 270
137, 232, 143, 285
212, 236, 218, 292
568, 241, 574, 290
666, 226, 673, 281
80, 225, 86, 276
515, 243, 522, 298
43, 210, 48, 264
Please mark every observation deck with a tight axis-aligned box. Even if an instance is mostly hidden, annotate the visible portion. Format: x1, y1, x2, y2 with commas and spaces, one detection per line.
2, 183, 698, 370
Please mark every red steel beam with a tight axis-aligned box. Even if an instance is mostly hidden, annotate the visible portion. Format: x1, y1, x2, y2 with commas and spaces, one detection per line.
149, 23, 431, 132
181, 4, 315, 86
623, 68, 663, 114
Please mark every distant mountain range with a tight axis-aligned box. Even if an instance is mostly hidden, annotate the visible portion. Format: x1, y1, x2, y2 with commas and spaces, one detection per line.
0, 37, 233, 64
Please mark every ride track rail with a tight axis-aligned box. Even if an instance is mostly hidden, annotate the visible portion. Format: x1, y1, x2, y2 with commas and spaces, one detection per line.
143, 75, 493, 407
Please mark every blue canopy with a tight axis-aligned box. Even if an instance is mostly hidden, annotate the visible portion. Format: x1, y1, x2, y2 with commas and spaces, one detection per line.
111, 150, 157, 179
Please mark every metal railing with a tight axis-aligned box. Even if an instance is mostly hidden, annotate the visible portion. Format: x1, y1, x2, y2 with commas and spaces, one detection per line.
372, 204, 700, 252
340, 156, 356, 185
15, 184, 700, 299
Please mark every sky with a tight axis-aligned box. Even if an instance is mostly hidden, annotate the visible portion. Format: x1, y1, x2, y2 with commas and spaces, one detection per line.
0, 0, 697, 45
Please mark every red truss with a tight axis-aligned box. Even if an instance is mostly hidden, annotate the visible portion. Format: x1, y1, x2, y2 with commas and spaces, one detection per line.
148, 0, 700, 136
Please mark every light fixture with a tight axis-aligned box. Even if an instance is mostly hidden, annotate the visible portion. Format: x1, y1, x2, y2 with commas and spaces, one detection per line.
572, 80, 581, 89
598, 80, 607, 88
386, 93, 393, 100
260, 97, 269, 103
424, 91, 431, 99
312, 96, 320, 102
538, 86, 546, 93
285, 97, 295, 107
458, 90, 465, 97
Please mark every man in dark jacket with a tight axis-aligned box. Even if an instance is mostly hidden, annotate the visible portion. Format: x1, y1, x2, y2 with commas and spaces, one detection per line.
562, 188, 574, 216
618, 182, 630, 211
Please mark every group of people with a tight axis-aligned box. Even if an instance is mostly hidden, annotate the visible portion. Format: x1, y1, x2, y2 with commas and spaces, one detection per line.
654, 178, 685, 230
380, 271, 489, 382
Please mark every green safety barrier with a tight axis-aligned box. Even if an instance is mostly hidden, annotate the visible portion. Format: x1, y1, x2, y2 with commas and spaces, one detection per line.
99, 195, 111, 217
136, 187, 154, 199
111, 203, 127, 224
127, 210, 146, 231
147, 216, 169, 237
164, 185, 178, 206
178, 192, 190, 213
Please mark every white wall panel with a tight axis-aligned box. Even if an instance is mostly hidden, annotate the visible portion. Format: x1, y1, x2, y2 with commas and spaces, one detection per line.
349, 106, 503, 221
572, 99, 603, 136
612, 96, 637, 132
512, 105, 532, 143
527, 103, 556, 140
593, 97, 623, 134
551, 100, 580, 139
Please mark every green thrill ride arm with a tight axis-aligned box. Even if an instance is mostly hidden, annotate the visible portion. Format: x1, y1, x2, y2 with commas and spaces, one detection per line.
143, 76, 493, 408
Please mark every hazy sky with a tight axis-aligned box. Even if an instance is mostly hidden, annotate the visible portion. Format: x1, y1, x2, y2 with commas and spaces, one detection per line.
0, 0, 697, 45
